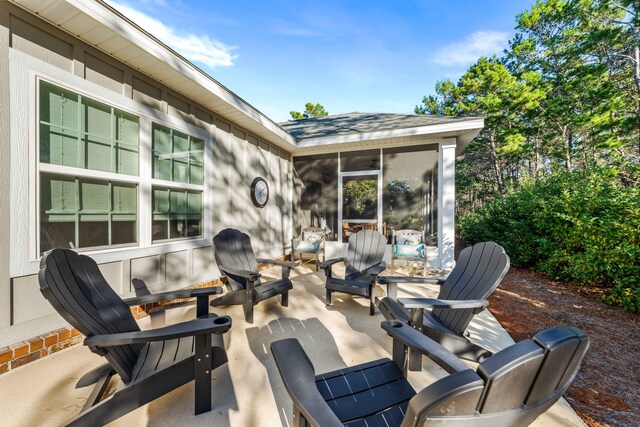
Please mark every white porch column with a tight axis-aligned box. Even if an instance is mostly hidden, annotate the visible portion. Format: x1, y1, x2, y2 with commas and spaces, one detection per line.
437, 139, 456, 269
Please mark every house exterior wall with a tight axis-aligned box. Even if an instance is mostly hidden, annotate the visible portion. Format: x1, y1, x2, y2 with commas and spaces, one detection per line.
0, 3, 293, 349
0, 5, 12, 338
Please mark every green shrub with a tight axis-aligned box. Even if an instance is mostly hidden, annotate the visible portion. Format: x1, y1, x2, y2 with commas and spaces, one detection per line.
460, 167, 640, 312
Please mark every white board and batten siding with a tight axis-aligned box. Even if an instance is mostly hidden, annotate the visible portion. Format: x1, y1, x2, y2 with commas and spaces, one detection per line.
0, 4, 294, 348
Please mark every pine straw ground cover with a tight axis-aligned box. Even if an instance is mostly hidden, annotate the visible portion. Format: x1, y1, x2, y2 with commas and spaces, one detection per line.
487, 267, 639, 426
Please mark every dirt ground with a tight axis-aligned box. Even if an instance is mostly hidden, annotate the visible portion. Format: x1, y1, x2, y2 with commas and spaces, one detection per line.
487, 267, 639, 427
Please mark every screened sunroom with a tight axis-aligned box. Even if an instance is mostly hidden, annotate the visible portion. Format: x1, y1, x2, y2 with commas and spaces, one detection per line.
281, 112, 483, 269
291, 147, 437, 242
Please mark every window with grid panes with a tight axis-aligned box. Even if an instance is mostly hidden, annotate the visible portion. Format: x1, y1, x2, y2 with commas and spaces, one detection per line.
38, 81, 139, 254
152, 123, 204, 241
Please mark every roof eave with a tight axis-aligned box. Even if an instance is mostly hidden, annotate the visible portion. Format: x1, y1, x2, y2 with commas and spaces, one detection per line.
11, 0, 298, 150
292, 118, 484, 155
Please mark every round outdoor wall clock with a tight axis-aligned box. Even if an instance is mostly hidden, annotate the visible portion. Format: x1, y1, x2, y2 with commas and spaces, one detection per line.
251, 177, 269, 208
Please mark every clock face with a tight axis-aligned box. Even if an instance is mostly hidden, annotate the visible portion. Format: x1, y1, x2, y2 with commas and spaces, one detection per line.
251, 177, 269, 208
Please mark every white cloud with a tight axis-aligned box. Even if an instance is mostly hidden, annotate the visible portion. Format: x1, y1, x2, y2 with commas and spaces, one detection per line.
107, 1, 237, 69
432, 30, 509, 67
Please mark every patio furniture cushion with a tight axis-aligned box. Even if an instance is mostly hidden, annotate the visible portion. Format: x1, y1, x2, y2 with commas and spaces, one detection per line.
292, 227, 326, 271
393, 243, 425, 258
294, 241, 321, 251
303, 229, 325, 242
397, 237, 420, 245
390, 229, 428, 275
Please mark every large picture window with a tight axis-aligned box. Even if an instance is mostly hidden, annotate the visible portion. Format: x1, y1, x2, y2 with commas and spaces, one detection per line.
38, 80, 140, 254
151, 123, 204, 242
36, 80, 208, 256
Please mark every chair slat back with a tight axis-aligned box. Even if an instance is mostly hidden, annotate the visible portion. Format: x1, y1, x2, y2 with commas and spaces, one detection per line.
38, 249, 142, 382
477, 326, 588, 415
476, 340, 545, 413
345, 229, 387, 275
527, 326, 590, 404
213, 228, 259, 292
409, 327, 588, 426
433, 242, 509, 334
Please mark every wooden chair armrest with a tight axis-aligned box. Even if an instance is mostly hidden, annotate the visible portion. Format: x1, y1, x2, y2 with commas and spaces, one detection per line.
123, 287, 222, 306
84, 316, 232, 348
377, 276, 446, 285
381, 320, 471, 374
318, 257, 346, 270
399, 298, 488, 311
326, 277, 371, 288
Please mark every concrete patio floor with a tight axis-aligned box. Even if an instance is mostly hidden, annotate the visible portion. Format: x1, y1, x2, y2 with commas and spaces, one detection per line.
0, 264, 586, 426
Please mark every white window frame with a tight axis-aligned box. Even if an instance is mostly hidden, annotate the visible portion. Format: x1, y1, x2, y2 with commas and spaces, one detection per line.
9, 50, 213, 277
337, 149, 384, 242
338, 170, 383, 242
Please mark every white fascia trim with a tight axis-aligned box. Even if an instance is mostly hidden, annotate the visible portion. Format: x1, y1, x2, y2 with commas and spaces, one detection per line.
60, 0, 297, 148
294, 118, 484, 149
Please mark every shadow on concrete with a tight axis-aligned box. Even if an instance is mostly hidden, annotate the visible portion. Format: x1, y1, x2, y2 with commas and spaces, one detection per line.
245, 317, 346, 427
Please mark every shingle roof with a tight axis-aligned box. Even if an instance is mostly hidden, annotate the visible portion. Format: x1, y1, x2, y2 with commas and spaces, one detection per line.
279, 112, 481, 140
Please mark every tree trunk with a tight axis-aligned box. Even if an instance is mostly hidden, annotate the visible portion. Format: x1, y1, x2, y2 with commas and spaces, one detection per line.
488, 133, 504, 193
533, 134, 540, 177
634, 44, 640, 155
564, 127, 572, 169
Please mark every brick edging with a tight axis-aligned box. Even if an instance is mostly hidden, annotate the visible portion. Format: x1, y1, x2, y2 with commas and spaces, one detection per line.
0, 327, 84, 374
0, 256, 289, 376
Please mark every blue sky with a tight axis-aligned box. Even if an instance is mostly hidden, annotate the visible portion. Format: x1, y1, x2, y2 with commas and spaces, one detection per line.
106, 0, 534, 122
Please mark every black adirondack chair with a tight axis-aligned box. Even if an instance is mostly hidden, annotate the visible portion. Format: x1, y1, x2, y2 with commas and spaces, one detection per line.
271, 320, 589, 427
377, 241, 509, 363
211, 228, 298, 324
320, 229, 387, 315
38, 248, 232, 426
